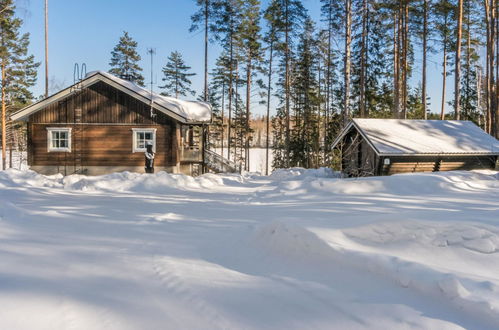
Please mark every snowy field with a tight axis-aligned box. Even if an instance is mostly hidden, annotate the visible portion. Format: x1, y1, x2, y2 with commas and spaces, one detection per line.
215, 148, 274, 174
1, 168, 499, 329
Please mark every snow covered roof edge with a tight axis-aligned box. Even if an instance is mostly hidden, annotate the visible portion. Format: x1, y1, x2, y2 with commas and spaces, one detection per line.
332, 118, 499, 156
12, 71, 212, 123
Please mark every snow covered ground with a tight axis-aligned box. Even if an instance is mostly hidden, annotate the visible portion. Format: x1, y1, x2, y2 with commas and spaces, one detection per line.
1, 168, 499, 329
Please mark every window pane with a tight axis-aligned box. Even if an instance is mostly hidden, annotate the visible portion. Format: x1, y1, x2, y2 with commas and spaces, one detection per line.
60, 140, 67, 148
145, 132, 152, 140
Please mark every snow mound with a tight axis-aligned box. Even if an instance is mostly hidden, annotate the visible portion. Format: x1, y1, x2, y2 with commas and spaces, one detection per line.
0, 169, 226, 193
343, 221, 499, 254
270, 167, 342, 181
251, 222, 335, 261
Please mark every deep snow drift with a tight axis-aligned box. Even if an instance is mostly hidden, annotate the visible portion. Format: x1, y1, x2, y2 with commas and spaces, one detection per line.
0, 168, 498, 329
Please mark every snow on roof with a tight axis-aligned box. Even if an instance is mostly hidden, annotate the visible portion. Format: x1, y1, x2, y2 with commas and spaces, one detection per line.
340, 119, 499, 156
89, 71, 212, 123
11, 71, 212, 123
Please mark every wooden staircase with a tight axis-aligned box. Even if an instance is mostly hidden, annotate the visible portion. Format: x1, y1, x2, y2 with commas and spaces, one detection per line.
204, 149, 240, 173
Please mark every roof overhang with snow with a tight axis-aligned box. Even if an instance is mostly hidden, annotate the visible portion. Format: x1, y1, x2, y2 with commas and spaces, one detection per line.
332, 119, 499, 157
11, 71, 212, 124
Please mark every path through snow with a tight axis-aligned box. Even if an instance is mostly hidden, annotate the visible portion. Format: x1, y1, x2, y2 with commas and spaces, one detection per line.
0, 168, 498, 329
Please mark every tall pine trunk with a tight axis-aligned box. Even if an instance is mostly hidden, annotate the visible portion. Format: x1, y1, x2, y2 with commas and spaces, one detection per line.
266, 39, 273, 176
454, 0, 463, 120
401, 2, 409, 119
204, 0, 209, 102
359, 0, 367, 118
344, 0, 352, 123
393, 14, 400, 118
422, 0, 428, 119
1, 61, 5, 170
441, 34, 448, 120
227, 33, 234, 161
284, 0, 291, 168
245, 60, 251, 171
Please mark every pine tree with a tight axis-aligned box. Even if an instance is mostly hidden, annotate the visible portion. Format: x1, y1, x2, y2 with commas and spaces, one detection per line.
212, 0, 244, 161
210, 52, 232, 157
0, 0, 39, 170
159, 51, 196, 98
289, 18, 321, 168
263, 0, 280, 174
270, 0, 306, 168
460, 0, 482, 124
109, 31, 144, 86
237, 0, 262, 171
190, 0, 217, 101
434, 0, 454, 119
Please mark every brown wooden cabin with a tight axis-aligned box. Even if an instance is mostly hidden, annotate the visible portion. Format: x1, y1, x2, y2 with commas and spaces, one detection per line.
332, 119, 499, 177
11, 71, 212, 176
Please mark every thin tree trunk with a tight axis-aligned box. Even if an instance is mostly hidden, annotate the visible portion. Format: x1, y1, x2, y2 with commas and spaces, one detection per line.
45, 0, 49, 98
465, 0, 471, 120
245, 60, 251, 171
454, 0, 463, 120
284, 1, 290, 168
266, 39, 273, 176
1, 61, 5, 170
344, 0, 352, 123
204, 0, 209, 102
495, 0, 499, 137
227, 33, 233, 161
359, 0, 367, 118
221, 79, 225, 160
402, 2, 409, 119
325, 0, 332, 162
393, 14, 400, 118
422, 0, 428, 119
441, 39, 448, 120
485, 0, 491, 133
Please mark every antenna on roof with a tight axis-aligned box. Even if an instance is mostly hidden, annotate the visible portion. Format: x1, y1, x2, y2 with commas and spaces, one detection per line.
147, 48, 156, 119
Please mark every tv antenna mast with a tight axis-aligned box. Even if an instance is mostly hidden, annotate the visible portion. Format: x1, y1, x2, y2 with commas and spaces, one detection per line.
147, 47, 156, 118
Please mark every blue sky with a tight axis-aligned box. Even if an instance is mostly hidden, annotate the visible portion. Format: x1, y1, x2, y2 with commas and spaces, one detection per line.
19, 0, 450, 116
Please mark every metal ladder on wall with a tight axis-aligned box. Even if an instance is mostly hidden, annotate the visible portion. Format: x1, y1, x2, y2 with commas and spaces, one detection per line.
71, 63, 86, 175
73, 108, 83, 174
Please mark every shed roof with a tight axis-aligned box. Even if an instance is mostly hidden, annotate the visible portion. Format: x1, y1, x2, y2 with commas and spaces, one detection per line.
11, 71, 212, 124
332, 119, 499, 156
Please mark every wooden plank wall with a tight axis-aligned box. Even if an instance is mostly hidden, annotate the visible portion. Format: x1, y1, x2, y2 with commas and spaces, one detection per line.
28, 81, 180, 169
382, 156, 496, 175
29, 81, 174, 125
30, 124, 177, 167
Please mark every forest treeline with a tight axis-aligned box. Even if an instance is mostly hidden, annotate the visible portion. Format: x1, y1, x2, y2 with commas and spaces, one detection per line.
188, 0, 498, 173
0, 0, 498, 174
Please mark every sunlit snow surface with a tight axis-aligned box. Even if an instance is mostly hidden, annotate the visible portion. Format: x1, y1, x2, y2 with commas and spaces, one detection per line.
0, 168, 498, 329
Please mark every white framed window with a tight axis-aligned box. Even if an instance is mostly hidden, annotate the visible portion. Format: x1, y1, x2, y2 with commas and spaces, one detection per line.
47, 127, 72, 152
132, 128, 156, 152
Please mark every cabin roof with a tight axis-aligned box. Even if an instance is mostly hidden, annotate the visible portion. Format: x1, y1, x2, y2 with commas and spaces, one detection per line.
332, 119, 499, 156
11, 71, 212, 124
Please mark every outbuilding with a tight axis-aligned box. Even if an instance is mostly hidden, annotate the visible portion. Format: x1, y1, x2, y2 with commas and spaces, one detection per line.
11, 71, 212, 176
331, 119, 499, 176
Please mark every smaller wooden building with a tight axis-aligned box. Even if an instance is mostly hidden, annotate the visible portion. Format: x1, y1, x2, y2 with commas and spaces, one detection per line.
332, 119, 499, 177
11, 71, 212, 176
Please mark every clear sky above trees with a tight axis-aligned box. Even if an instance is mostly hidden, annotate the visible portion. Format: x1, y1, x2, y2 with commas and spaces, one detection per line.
19, 0, 457, 116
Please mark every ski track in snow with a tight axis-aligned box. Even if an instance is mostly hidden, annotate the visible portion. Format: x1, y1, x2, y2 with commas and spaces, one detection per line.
0, 168, 499, 329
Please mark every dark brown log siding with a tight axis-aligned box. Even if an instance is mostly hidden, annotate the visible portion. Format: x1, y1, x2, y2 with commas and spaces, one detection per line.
30, 124, 177, 167
27, 82, 180, 168
29, 81, 176, 125
340, 126, 498, 176
381, 155, 497, 175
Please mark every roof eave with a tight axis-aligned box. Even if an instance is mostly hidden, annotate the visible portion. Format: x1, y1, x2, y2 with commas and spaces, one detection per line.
11, 72, 210, 124
379, 152, 499, 157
